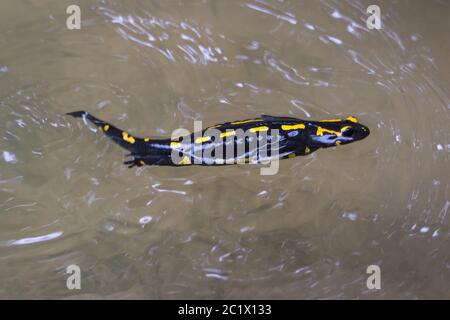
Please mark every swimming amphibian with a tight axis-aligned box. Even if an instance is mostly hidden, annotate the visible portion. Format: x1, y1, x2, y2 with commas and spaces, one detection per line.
67, 111, 369, 168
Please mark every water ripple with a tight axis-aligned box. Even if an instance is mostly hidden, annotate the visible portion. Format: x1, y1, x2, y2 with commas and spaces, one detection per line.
7, 231, 64, 246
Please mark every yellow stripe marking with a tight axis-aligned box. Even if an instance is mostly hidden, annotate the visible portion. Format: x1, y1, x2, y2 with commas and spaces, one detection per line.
195, 136, 211, 144
170, 142, 181, 149
249, 126, 269, 133
340, 126, 352, 133
231, 119, 262, 125
347, 116, 358, 123
122, 132, 135, 144
320, 116, 358, 123
316, 127, 340, 136
281, 124, 305, 131
103, 124, 110, 131
220, 131, 236, 138
179, 156, 191, 165
316, 125, 352, 137
335, 141, 342, 145
144, 138, 150, 142
140, 160, 145, 165
305, 147, 310, 154
320, 119, 342, 122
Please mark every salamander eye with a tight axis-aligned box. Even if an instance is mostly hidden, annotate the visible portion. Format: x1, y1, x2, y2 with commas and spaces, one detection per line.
342, 127, 354, 137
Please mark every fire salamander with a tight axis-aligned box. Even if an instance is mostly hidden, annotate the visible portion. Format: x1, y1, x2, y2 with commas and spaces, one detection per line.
67, 111, 370, 168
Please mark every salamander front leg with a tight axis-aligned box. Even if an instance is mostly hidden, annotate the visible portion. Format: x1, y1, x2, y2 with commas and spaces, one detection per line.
124, 153, 145, 168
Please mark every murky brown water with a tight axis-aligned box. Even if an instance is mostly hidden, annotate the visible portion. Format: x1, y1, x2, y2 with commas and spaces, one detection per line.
0, 0, 449, 299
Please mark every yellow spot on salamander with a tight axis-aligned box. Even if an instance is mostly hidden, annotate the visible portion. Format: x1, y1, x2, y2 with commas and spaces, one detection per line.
144, 138, 150, 142
305, 147, 310, 154
347, 116, 358, 123
103, 124, 110, 131
249, 126, 269, 133
170, 142, 181, 149
220, 131, 236, 138
231, 119, 263, 125
195, 136, 211, 144
140, 160, 145, 165
179, 156, 191, 165
281, 124, 305, 131
122, 132, 135, 144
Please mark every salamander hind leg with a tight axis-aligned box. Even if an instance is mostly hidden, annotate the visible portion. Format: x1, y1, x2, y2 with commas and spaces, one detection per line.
123, 152, 174, 167
124, 153, 146, 168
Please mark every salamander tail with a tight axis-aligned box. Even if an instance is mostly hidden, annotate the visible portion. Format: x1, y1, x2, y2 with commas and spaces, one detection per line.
67, 110, 144, 154
66, 110, 87, 118
67, 110, 109, 127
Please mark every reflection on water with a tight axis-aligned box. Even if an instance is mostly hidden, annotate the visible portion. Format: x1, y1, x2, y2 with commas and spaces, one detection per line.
0, 0, 449, 299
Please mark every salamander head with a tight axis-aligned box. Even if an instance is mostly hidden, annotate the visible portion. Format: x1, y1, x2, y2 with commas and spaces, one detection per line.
308, 116, 370, 148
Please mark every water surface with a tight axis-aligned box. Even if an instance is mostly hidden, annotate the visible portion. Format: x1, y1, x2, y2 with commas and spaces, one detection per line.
0, 0, 449, 299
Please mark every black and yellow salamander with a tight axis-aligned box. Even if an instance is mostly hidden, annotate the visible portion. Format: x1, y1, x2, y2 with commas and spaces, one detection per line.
67, 111, 369, 168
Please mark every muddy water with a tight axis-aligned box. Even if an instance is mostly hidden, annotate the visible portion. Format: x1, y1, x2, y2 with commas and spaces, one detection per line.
0, 0, 449, 299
